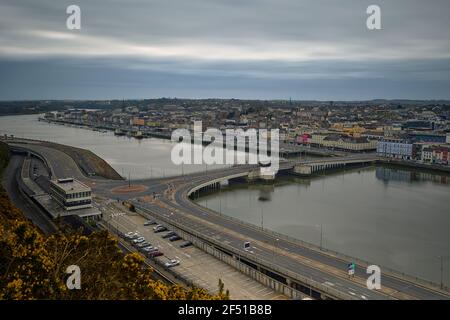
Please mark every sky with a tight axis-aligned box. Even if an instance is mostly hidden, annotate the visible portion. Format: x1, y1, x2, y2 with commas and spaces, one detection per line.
0, 0, 450, 101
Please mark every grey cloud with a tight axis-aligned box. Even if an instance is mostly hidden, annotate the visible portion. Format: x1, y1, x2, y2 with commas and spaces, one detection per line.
0, 0, 450, 99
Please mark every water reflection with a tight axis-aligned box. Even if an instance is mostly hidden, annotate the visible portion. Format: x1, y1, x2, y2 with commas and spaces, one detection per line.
376, 166, 449, 184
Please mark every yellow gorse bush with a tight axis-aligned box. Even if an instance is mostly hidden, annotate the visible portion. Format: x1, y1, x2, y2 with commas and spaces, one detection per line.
0, 182, 229, 300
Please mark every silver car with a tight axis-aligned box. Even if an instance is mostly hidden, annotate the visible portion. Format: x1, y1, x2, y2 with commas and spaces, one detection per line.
132, 237, 145, 244
136, 241, 151, 248
164, 259, 180, 268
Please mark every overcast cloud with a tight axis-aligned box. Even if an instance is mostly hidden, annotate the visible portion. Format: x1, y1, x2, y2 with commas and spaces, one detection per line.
1, 0, 450, 100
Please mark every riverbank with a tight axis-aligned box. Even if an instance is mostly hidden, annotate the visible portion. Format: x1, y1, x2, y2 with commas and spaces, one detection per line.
1, 137, 123, 180
378, 158, 450, 174
40, 117, 341, 158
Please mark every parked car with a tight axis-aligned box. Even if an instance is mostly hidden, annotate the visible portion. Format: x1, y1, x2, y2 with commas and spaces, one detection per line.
164, 259, 180, 268
132, 237, 145, 244
148, 251, 164, 258
144, 220, 156, 226
169, 235, 182, 242
125, 232, 139, 239
153, 225, 167, 233
162, 231, 176, 239
145, 247, 159, 253
136, 241, 151, 248
142, 246, 158, 253
179, 241, 192, 248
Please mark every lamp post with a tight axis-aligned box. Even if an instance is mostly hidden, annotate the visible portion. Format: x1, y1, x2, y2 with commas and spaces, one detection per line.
261, 207, 264, 230
272, 238, 279, 263
316, 224, 323, 250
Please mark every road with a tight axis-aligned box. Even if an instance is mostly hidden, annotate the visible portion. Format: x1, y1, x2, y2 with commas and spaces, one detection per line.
1, 154, 57, 235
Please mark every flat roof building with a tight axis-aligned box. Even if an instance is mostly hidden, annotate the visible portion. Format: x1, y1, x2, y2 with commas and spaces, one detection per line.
49, 178, 92, 211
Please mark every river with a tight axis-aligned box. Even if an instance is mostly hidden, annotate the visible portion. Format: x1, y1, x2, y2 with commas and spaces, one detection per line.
0, 114, 231, 179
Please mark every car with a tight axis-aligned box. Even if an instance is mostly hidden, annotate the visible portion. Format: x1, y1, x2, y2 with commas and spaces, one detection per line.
142, 246, 157, 253
139, 245, 154, 252
132, 237, 145, 244
144, 220, 156, 226
164, 259, 180, 268
162, 231, 176, 239
153, 224, 163, 231
136, 241, 151, 248
169, 235, 182, 242
148, 251, 164, 258
124, 232, 139, 239
153, 226, 167, 233
179, 241, 193, 248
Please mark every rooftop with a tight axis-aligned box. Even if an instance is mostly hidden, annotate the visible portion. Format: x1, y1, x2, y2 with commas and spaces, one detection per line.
50, 178, 91, 193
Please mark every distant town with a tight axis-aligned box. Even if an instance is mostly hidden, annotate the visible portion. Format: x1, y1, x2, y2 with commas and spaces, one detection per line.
2, 98, 447, 168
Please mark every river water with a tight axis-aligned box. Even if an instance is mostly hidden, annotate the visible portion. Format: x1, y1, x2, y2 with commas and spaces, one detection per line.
1, 114, 449, 286
0, 114, 230, 179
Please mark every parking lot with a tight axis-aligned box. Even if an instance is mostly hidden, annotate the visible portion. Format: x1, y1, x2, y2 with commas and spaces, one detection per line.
101, 201, 287, 300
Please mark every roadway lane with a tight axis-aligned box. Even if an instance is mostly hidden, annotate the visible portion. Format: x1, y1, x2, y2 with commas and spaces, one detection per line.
9, 143, 86, 180
1, 155, 57, 235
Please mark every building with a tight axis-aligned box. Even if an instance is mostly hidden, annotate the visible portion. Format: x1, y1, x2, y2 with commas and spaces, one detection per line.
421, 145, 450, 165
407, 132, 448, 144
376, 138, 413, 160
310, 133, 377, 151
49, 178, 93, 211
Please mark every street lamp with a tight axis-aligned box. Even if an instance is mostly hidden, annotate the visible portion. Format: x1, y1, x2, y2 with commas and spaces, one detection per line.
316, 224, 323, 250
261, 207, 264, 230
438, 256, 444, 290
272, 238, 279, 263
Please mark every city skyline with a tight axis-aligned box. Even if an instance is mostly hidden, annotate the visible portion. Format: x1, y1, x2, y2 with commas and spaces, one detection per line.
1, 0, 450, 100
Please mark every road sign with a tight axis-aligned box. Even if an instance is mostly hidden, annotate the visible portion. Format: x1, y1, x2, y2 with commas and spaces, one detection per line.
348, 262, 356, 276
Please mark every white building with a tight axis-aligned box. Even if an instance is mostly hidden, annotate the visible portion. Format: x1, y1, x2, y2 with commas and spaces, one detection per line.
49, 178, 93, 211
377, 139, 413, 160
